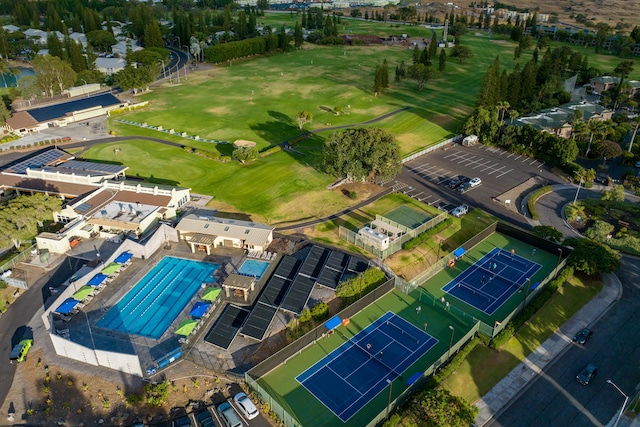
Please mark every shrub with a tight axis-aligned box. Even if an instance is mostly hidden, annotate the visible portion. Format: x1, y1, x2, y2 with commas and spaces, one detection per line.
259, 145, 282, 157
433, 337, 481, 383
297, 308, 312, 323
126, 394, 143, 406
527, 185, 552, 220
349, 191, 357, 199
402, 217, 453, 250
144, 380, 170, 407
310, 301, 329, 321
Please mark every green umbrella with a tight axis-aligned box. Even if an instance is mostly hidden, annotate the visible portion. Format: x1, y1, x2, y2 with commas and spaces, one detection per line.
202, 287, 221, 302
72, 286, 94, 301
175, 319, 198, 336
101, 263, 121, 276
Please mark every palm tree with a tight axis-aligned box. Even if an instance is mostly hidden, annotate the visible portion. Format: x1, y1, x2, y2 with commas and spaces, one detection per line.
0, 61, 7, 88
496, 101, 510, 124
628, 115, 640, 153
585, 118, 609, 157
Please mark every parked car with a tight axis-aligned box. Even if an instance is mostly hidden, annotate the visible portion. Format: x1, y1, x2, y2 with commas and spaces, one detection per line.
233, 392, 259, 420
594, 174, 610, 185
9, 339, 32, 364
451, 205, 469, 218
572, 328, 593, 345
576, 363, 597, 385
217, 402, 242, 427
172, 415, 192, 427
457, 182, 470, 192
195, 410, 216, 427
449, 176, 468, 189
635, 160, 640, 168
469, 177, 482, 187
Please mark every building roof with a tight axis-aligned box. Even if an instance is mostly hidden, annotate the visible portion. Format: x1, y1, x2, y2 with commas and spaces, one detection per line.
6, 111, 38, 131
510, 101, 610, 132
176, 213, 274, 247
590, 76, 620, 85
222, 274, 255, 289
66, 187, 172, 217
57, 160, 128, 175
86, 200, 159, 230
3, 148, 73, 174
0, 175, 98, 197
25, 93, 123, 123
95, 57, 126, 70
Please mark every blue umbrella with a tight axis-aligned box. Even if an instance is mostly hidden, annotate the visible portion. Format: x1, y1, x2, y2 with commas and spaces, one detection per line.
87, 273, 108, 287
114, 252, 133, 264
189, 301, 211, 319
56, 298, 80, 314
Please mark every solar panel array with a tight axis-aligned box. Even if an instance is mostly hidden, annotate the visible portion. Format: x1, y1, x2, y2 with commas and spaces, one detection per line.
28, 93, 122, 123
280, 276, 316, 314
60, 160, 127, 174
204, 304, 249, 349
8, 149, 67, 174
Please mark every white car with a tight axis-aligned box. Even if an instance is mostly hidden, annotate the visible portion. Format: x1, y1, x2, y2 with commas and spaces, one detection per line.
233, 392, 259, 420
451, 205, 469, 217
469, 177, 482, 187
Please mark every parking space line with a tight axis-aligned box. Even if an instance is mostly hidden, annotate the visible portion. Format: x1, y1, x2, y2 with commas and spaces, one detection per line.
495, 168, 513, 178
480, 162, 500, 172
487, 166, 505, 175
513, 155, 522, 160
472, 160, 492, 170
429, 198, 440, 205
529, 159, 539, 166
506, 153, 515, 158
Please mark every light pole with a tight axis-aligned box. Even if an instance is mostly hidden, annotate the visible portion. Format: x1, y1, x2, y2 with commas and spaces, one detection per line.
159, 60, 166, 79
385, 379, 393, 420
448, 325, 455, 358
521, 278, 531, 311
573, 174, 584, 205
607, 379, 629, 427
556, 248, 563, 277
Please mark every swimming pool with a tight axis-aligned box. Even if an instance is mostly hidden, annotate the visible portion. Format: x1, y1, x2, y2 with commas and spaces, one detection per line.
238, 259, 270, 280
97, 257, 219, 339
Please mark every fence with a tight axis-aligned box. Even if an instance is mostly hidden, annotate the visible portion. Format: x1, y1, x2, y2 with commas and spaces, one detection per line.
0, 244, 36, 274
401, 135, 462, 163
338, 211, 448, 259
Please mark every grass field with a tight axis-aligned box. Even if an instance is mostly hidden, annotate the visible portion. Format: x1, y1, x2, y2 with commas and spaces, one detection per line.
255, 231, 557, 426
442, 274, 602, 403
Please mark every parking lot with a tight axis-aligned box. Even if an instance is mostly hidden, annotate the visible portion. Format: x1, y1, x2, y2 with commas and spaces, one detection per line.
397, 143, 561, 222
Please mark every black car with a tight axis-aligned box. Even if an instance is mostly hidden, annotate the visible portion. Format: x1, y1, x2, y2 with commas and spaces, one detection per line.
572, 327, 593, 345
457, 182, 470, 192
449, 176, 468, 189
172, 415, 192, 427
195, 410, 216, 427
576, 363, 597, 385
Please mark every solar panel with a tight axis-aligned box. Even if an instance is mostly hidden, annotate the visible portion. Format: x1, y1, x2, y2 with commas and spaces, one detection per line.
347, 257, 369, 273
203, 304, 249, 349
27, 93, 122, 123
258, 276, 292, 308
9, 149, 67, 174
273, 256, 301, 281
241, 302, 278, 341
317, 267, 343, 290
75, 203, 92, 212
280, 276, 315, 314
299, 246, 330, 279
61, 160, 127, 174
326, 251, 349, 271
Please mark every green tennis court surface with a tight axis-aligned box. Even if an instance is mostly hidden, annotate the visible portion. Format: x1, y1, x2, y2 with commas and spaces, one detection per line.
383, 205, 433, 229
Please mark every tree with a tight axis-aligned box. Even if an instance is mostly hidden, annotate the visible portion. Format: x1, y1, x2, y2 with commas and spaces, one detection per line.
295, 111, 313, 130
531, 225, 563, 242
86, 30, 117, 53
406, 388, 478, 427
32, 55, 77, 97
144, 21, 164, 48
478, 56, 500, 108
595, 140, 623, 167
0, 100, 10, 125
563, 237, 621, 275
438, 49, 446, 72
322, 128, 401, 182
232, 146, 259, 163
0, 194, 61, 249
407, 63, 433, 92
450, 45, 473, 63
294, 21, 303, 49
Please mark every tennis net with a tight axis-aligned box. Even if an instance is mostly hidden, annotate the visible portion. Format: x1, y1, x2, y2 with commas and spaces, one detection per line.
336, 329, 404, 379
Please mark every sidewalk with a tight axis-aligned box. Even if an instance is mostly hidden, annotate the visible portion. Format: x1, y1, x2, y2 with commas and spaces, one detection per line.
475, 272, 623, 426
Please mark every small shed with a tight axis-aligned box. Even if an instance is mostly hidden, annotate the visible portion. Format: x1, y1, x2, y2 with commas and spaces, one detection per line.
222, 274, 255, 302
462, 135, 478, 146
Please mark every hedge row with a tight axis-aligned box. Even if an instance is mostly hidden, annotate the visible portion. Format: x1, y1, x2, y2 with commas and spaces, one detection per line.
433, 336, 481, 385
205, 35, 280, 63
259, 145, 282, 158
402, 217, 453, 250
490, 265, 574, 348
527, 185, 552, 220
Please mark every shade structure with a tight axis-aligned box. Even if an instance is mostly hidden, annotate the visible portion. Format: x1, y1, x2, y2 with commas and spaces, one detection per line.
202, 287, 221, 302
72, 286, 93, 301
189, 301, 211, 319
101, 263, 121, 276
87, 273, 108, 286
114, 251, 133, 264
56, 298, 80, 314
175, 319, 198, 336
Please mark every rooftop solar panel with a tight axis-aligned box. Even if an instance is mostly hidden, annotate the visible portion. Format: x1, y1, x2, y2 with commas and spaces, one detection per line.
60, 160, 127, 174
27, 93, 122, 123
75, 203, 92, 212
326, 251, 349, 271
241, 302, 278, 341
280, 276, 316, 314
273, 256, 301, 281
317, 267, 343, 290
8, 149, 67, 174
203, 304, 249, 349
299, 246, 330, 279
347, 257, 369, 273
258, 276, 292, 308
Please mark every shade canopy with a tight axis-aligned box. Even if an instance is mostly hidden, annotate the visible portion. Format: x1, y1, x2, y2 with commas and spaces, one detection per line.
72, 286, 93, 301
56, 298, 80, 314
189, 301, 211, 318
202, 287, 221, 302
101, 263, 121, 276
87, 273, 108, 286
175, 319, 198, 336
114, 251, 133, 264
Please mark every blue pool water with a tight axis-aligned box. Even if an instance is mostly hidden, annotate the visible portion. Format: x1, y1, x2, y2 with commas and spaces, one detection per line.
97, 257, 219, 339
238, 259, 270, 280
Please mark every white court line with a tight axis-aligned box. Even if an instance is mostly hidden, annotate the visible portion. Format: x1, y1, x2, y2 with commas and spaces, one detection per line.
487, 166, 505, 175
495, 168, 513, 178
481, 162, 500, 172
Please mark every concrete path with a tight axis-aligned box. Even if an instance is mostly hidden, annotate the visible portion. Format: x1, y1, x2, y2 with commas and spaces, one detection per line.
475, 272, 623, 426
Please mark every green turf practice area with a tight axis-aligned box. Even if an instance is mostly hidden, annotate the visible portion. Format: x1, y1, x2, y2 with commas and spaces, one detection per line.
250, 230, 560, 426
383, 205, 433, 230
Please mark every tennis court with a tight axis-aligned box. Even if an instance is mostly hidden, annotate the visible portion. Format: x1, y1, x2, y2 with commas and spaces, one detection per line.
383, 205, 433, 229
296, 312, 437, 422
442, 247, 541, 314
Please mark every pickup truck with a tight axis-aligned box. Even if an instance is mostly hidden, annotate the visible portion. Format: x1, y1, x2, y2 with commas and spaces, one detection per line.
451, 205, 469, 217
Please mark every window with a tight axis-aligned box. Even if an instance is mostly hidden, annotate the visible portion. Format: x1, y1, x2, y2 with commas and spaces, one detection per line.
244, 229, 250, 234
224, 226, 230, 231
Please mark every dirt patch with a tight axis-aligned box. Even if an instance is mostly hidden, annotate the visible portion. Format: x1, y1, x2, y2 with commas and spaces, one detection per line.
429, 114, 455, 127
490, 39, 511, 45
206, 106, 231, 115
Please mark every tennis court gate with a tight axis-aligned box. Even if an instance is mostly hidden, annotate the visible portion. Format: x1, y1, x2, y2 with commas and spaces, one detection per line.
245, 278, 396, 427
339, 211, 447, 259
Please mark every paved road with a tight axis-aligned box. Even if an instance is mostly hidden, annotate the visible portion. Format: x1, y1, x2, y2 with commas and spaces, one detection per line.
0, 256, 85, 409
488, 255, 640, 427
534, 186, 602, 238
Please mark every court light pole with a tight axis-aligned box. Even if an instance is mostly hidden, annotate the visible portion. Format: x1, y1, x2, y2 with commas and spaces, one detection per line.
521, 278, 531, 311
607, 379, 629, 427
556, 248, 563, 277
448, 325, 455, 358
386, 379, 393, 421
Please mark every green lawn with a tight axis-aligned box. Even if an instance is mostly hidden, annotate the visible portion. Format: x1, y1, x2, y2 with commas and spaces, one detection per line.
442, 274, 602, 403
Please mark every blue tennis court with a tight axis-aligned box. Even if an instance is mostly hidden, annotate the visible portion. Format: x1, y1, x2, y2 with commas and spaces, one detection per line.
442, 248, 542, 315
296, 312, 437, 422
